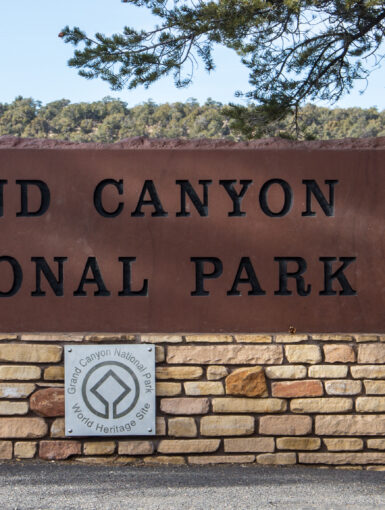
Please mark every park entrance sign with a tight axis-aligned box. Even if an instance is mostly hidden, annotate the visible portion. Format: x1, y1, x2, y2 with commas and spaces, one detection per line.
0, 148, 383, 332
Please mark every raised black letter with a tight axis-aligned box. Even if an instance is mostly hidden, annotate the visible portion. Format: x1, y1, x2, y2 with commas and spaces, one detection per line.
219, 180, 252, 216
0, 180, 7, 217
275, 257, 311, 296
191, 257, 222, 296
73, 257, 110, 296
131, 180, 167, 217
227, 257, 266, 296
302, 180, 338, 217
259, 179, 292, 217
319, 257, 356, 295
176, 180, 212, 217
0, 256, 22, 297
31, 257, 67, 296
94, 179, 124, 217
119, 257, 148, 296
16, 180, 50, 217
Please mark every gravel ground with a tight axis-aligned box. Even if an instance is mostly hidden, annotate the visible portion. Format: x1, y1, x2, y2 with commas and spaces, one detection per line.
0, 462, 384, 510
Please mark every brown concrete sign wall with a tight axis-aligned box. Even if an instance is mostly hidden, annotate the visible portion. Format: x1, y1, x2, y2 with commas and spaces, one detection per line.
0, 147, 384, 332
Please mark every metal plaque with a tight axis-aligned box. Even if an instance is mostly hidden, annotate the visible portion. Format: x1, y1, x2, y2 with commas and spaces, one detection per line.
0, 149, 385, 332
65, 344, 155, 436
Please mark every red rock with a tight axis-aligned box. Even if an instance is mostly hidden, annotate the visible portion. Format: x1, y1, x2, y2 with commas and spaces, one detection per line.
225, 367, 267, 397
39, 440, 81, 460
272, 380, 323, 398
30, 388, 64, 417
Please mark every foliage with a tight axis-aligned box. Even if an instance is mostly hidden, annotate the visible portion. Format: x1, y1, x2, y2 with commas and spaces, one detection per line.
1, 96, 385, 142
60, 1, 385, 132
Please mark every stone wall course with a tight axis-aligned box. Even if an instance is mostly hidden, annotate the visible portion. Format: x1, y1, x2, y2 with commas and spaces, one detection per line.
0, 333, 384, 469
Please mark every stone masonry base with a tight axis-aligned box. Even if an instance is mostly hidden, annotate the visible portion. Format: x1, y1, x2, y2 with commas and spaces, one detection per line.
1, 333, 385, 470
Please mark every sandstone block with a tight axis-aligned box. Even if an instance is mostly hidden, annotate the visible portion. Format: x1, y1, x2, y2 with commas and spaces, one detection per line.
325, 380, 362, 395
14, 441, 36, 458
0, 401, 28, 415
213, 398, 286, 413
224, 437, 275, 453
225, 367, 266, 397
351, 366, 385, 378
156, 382, 182, 396
367, 439, 385, 450
324, 344, 355, 363
188, 455, 255, 464
310, 335, 352, 342
324, 438, 363, 451
75, 456, 119, 465
201, 415, 254, 436
354, 335, 378, 342
308, 365, 348, 378
118, 441, 154, 455
257, 453, 296, 465
0, 334, 17, 340
44, 366, 64, 381
0, 383, 35, 398
0, 441, 12, 459
84, 442, 116, 455
356, 397, 385, 412
366, 466, 385, 471
276, 437, 321, 450
168, 417, 197, 437
184, 335, 233, 343
185, 381, 224, 395
207, 366, 229, 380
235, 335, 272, 343
84, 334, 135, 342
30, 388, 64, 417
156, 417, 166, 436
0, 344, 62, 363
141, 335, 182, 343
275, 334, 308, 343
0, 365, 40, 380
315, 415, 385, 435
259, 415, 312, 436
0, 417, 47, 438
50, 418, 65, 437
39, 440, 81, 460
167, 345, 283, 365
291, 398, 352, 413
272, 380, 323, 398
158, 439, 220, 453
20, 334, 83, 342
358, 344, 385, 364
156, 366, 203, 380
143, 456, 185, 465
160, 397, 209, 415
364, 380, 385, 394
155, 346, 165, 363
285, 345, 321, 364
265, 365, 307, 380
299, 452, 385, 465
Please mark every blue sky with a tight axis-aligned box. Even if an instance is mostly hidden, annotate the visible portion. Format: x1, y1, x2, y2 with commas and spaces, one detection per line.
1, 0, 385, 109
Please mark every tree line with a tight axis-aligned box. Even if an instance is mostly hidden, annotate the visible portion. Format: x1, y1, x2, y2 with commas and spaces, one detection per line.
1, 96, 385, 142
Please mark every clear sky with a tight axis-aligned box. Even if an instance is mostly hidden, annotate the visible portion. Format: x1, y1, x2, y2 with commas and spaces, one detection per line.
1, 0, 385, 109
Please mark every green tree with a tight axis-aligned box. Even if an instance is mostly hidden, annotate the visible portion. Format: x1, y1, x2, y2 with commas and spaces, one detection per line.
60, 1, 385, 137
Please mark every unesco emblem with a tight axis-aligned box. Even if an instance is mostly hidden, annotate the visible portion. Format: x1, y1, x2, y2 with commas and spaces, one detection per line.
82, 361, 140, 419
65, 345, 155, 436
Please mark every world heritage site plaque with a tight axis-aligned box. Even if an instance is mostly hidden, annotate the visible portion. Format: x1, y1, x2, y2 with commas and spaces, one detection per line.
65, 344, 155, 436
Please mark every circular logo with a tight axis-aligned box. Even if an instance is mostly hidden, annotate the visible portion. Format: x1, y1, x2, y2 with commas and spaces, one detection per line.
81, 361, 140, 419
